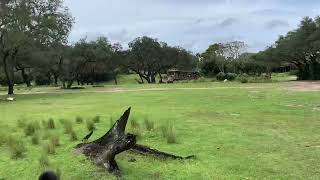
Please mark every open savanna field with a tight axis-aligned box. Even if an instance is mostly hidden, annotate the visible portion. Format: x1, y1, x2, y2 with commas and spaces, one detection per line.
0, 79, 320, 179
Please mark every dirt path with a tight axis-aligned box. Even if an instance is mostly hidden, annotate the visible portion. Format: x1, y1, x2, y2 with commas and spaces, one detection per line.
286, 81, 320, 92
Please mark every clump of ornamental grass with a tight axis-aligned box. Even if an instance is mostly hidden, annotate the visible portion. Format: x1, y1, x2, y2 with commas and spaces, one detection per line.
31, 133, 40, 145
166, 125, 177, 144
7, 137, 27, 159
47, 118, 55, 129
144, 116, 154, 131
39, 153, 49, 168
43, 142, 56, 155
75, 116, 83, 124
92, 116, 100, 123
86, 120, 96, 131
63, 120, 74, 134
50, 136, 60, 147
24, 121, 40, 136
69, 130, 78, 141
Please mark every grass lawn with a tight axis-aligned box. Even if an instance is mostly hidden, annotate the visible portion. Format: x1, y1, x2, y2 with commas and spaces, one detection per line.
0, 81, 319, 179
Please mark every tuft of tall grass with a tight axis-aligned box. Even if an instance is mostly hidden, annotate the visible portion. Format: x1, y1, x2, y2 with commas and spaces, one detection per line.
16, 118, 26, 128
63, 121, 73, 134
166, 125, 176, 144
70, 130, 78, 141
92, 116, 100, 123
39, 153, 49, 168
43, 143, 56, 155
24, 121, 40, 136
75, 116, 83, 124
31, 133, 40, 145
86, 120, 95, 131
144, 116, 154, 131
47, 118, 55, 129
50, 136, 60, 147
130, 118, 140, 129
7, 137, 27, 159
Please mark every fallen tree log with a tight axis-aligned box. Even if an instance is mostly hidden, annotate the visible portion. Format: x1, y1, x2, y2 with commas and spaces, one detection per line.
75, 107, 194, 176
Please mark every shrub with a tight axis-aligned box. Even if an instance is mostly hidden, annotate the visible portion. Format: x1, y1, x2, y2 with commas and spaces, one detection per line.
166, 126, 176, 144
240, 78, 248, 83
63, 121, 73, 134
70, 130, 78, 141
216, 72, 226, 81
226, 73, 237, 81
50, 136, 60, 147
47, 118, 55, 129
43, 143, 56, 155
31, 133, 40, 145
24, 121, 40, 136
86, 120, 95, 131
8, 138, 27, 159
92, 116, 100, 123
39, 153, 49, 168
75, 116, 83, 124
35, 74, 51, 86
144, 116, 154, 131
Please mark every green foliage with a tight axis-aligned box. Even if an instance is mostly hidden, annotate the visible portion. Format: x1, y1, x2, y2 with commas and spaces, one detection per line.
50, 136, 60, 147
216, 72, 226, 81
69, 130, 78, 141
75, 116, 83, 124
24, 121, 40, 136
43, 143, 56, 155
47, 118, 55, 129
144, 116, 154, 131
130, 118, 140, 129
39, 153, 49, 168
63, 121, 73, 134
86, 120, 96, 131
92, 116, 100, 123
31, 133, 40, 145
166, 126, 176, 144
7, 137, 27, 159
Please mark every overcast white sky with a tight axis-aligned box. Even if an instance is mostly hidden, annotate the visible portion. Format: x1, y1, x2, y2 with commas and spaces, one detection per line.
65, 0, 320, 53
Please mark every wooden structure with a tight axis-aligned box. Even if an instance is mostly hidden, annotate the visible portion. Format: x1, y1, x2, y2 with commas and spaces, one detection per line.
167, 69, 200, 82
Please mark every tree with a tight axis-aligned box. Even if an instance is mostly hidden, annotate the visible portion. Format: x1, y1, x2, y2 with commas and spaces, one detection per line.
0, 0, 73, 94
256, 16, 320, 80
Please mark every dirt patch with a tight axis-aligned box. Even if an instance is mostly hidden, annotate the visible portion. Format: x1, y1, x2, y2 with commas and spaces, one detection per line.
286, 81, 320, 92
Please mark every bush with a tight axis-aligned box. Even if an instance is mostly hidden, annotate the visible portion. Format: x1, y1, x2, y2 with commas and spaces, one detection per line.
226, 73, 237, 81
47, 118, 55, 129
92, 116, 100, 123
35, 74, 51, 86
86, 120, 96, 131
216, 72, 226, 81
7, 137, 27, 159
75, 116, 83, 124
144, 116, 154, 131
24, 121, 40, 136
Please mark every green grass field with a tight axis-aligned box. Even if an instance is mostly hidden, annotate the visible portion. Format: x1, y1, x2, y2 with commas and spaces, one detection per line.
0, 78, 319, 179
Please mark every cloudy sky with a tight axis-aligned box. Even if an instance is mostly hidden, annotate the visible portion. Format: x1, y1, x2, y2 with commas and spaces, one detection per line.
65, 0, 320, 53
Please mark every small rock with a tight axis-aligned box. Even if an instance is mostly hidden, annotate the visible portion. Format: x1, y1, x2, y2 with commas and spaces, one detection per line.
223, 79, 228, 83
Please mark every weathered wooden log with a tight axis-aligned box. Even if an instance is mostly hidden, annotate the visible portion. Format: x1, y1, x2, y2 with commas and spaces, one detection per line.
75, 107, 194, 176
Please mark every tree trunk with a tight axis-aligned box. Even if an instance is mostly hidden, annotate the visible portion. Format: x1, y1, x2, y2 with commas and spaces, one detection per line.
75, 108, 194, 177
113, 75, 118, 85
158, 72, 163, 83
21, 68, 31, 87
2, 53, 14, 95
